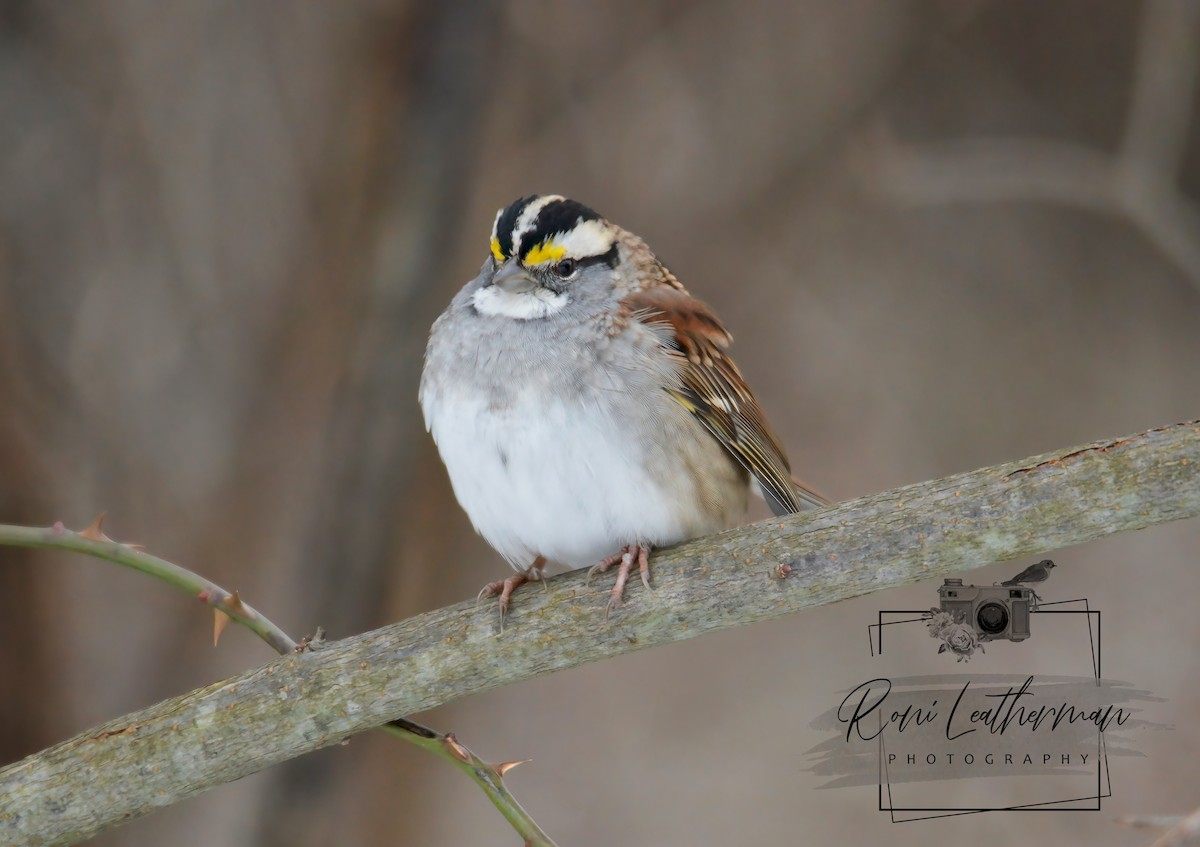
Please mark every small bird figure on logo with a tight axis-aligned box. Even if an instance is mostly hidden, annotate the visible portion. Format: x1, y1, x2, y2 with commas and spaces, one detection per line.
419, 195, 829, 623
1001, 559, 1056, 586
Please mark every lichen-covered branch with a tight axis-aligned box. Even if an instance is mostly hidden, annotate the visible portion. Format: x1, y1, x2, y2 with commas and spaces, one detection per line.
2, 420, 1198, 847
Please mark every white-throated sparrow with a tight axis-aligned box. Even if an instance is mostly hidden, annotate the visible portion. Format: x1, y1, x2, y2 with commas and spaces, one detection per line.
420, 195, 827, 619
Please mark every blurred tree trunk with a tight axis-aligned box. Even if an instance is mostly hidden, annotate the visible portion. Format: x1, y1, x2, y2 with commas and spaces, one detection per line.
0, 3, 497, 845
252, 2, 501, 844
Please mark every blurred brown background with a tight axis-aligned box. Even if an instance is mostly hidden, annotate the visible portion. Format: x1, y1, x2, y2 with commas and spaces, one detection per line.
1, 1, 1198, 844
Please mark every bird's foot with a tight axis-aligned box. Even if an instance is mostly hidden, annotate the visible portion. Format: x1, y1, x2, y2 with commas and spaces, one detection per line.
587, 544, 652, 618
477, 556, 546, 630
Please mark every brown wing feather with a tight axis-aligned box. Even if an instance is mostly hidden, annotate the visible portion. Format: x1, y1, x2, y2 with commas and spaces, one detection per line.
621, 286, 828, 515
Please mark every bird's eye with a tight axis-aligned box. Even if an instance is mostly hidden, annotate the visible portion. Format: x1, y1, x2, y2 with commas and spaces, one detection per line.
553, 258, 578, 278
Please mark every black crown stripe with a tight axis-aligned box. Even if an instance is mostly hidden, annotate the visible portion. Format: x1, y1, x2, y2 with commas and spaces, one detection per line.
516, 198, 603, 260
495, 195, 538, 260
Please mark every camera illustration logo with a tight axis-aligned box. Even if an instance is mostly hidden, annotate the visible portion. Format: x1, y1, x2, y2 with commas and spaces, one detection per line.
927, 560, 1055, 661
807, 555, 1171, 821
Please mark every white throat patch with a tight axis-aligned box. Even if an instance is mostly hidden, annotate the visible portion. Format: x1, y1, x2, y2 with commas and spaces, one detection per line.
473, 284, 568, 320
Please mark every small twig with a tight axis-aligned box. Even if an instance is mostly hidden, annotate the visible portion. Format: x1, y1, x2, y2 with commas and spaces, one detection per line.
1120, 0, 1200, 177
1120, 814, 1185, 829
15, 518, 297, 655
0, 519, 556, 847
854, 0, 1200, 288
1119, 806, 1200, 847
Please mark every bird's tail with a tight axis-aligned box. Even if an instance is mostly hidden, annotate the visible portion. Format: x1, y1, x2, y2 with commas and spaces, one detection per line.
792, 475, 833, 510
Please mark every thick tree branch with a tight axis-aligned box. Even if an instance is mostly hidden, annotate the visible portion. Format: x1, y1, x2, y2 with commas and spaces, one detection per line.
2, 420, 1198, 846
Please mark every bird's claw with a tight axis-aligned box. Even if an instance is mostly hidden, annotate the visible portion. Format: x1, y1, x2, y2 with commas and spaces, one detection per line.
476, 557, 546, 631
590, 544, 652, 618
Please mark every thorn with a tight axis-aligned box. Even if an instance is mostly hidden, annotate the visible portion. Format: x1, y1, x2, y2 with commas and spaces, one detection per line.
213, 610, 231, 646
51, 521, 65, 535
443, 733, 471, 762
225, 590, 248, 617
213, 590, 252, 645
80, 512, 109, 542
197, 589, 210, 603
78, 512, 144, 549
495, 758, 531, 778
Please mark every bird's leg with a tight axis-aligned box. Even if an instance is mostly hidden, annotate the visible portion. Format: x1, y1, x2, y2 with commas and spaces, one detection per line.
587, 543, 652, 617
477, 556, 547, 629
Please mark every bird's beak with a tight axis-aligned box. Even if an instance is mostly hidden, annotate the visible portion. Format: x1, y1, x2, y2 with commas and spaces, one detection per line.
492, 260, 536, 294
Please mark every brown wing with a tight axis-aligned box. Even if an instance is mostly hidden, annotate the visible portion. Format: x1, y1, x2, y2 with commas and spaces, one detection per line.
621, 286, 828, 515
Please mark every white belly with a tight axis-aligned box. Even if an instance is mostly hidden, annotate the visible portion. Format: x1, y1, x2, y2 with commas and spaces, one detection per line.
424, 387, 698, 570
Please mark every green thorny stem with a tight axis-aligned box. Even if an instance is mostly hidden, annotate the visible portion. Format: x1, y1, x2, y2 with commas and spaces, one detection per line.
0, 518, 556, 847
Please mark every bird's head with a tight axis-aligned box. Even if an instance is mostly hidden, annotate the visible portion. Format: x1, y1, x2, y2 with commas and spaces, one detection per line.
472, 195, 622, 320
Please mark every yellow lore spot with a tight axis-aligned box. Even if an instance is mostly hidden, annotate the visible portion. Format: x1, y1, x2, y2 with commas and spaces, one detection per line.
490, 236, 505, 263
523, 239, 566, 266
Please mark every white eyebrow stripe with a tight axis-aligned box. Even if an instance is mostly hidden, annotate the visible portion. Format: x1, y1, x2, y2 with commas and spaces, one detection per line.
490, 207, 504, 242
550, 218, 614, 261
